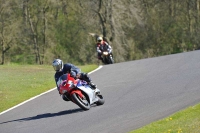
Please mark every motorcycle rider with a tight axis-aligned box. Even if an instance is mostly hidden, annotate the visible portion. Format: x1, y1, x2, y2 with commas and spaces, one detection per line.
52, 59, 97, 92
96, 36, 112, 62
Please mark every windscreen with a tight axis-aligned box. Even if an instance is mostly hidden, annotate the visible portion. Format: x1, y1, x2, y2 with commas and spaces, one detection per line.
57, 74, 68, 87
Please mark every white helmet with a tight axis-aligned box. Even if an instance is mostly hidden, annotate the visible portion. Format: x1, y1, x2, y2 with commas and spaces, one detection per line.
97, 36, 103, 42
52, 59, 63, 72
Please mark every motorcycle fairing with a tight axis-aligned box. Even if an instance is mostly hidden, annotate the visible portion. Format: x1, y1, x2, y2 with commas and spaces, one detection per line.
70, 89, 83, 99
76, 80, 100, 104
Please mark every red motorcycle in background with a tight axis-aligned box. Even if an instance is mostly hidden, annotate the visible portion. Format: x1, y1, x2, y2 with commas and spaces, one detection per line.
57, 74, 105, 110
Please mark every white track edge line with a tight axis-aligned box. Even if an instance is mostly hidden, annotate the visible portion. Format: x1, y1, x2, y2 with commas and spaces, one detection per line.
0, 65, 103, 116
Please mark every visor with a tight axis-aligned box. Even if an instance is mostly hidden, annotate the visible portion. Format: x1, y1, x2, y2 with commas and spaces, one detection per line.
53, 65, 61, 71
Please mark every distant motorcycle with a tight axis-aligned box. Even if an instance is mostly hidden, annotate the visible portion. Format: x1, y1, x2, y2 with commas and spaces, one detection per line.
101, 50, 114, 64
57, 74, 105, 110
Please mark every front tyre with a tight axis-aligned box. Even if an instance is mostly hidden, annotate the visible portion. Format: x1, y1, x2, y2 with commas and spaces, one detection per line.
108, 55, 114, 64
109, 57, 114, 64
62, 94, 70, 101
71, 93, 91, 110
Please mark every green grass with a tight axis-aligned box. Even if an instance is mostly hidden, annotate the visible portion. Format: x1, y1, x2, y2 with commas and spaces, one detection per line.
129, 104, 200, 133
0, 64, 98, 112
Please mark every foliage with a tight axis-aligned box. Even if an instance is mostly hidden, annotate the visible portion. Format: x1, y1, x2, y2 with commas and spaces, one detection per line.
0, 0, 200, 65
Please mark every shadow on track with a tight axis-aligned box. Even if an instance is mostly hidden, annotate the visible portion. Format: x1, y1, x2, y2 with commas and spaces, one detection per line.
0, 108, 83, 124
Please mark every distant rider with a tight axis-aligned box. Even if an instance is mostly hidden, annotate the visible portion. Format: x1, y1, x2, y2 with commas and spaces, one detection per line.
52, 59, 97, 92
96, 36, 112, 62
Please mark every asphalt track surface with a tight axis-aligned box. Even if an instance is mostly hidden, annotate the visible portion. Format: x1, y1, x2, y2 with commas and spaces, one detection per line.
1, 51, 200, 133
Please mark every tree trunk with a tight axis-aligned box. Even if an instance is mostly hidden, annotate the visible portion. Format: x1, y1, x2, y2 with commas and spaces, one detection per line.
96, 0, 107, 38
169, 0, 174, 17
1, 40, 10, 65
187, 1, 193, 34
1, 40, 4, 65
109, 0, 114, 43
27, 5, 41, 64
41, 7, 48, 64
23, 0, 28, 26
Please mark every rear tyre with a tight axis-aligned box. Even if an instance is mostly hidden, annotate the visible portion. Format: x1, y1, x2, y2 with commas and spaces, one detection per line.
96, 94, 105, 105
71, 93, 90, 110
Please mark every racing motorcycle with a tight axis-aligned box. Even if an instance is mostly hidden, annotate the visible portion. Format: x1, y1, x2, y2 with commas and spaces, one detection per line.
101, 50, 114, 64
57, 73, 105, 110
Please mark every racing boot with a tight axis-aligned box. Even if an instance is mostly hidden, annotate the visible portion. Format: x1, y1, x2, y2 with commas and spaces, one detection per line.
88, 82, 97, 90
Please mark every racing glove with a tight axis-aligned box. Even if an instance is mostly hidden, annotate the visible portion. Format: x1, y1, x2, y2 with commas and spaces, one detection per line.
70, 71, 76, 79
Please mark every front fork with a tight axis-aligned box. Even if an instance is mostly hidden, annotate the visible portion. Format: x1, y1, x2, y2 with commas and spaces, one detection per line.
70, 89, 83, 99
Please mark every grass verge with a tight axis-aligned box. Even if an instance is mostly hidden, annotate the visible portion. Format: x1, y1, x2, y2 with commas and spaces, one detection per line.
0, 64, 98, 112
129, 103, 200, 133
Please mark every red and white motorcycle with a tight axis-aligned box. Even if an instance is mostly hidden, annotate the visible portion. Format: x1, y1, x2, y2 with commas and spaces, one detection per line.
57, 74, 105, 110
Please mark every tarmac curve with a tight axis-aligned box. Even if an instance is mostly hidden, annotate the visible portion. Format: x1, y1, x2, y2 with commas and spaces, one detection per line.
0, 50, 200, 133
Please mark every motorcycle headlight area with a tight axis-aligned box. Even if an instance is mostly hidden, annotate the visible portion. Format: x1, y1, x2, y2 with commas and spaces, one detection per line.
67, 80, 75, 88
62, 90, 67, 94
103, 52, 108, 55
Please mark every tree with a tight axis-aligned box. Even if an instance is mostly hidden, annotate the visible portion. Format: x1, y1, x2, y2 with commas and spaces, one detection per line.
0, 0, 19, 64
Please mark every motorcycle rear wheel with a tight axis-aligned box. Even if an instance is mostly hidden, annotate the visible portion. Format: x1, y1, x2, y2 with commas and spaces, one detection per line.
71, 93, 91, 110
96, 94, 105, 105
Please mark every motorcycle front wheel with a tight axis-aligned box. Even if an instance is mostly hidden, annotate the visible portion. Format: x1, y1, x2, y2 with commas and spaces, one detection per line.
108, 55, 114, 64
71, 93, 91, 110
